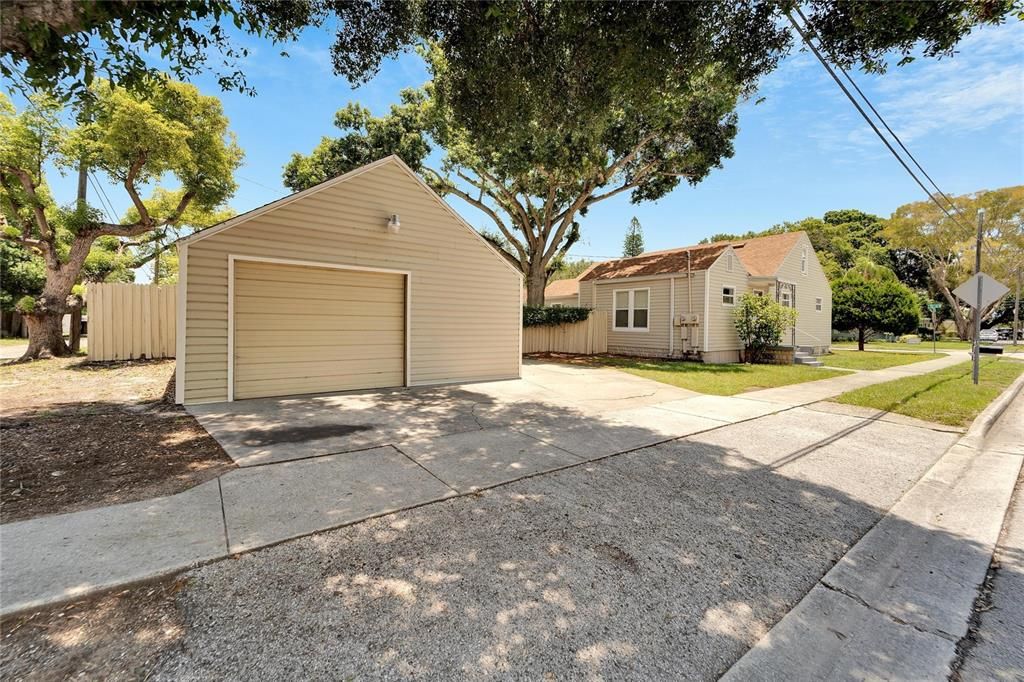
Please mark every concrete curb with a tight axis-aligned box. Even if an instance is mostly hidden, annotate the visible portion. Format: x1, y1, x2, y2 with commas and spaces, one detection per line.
722, 372, 1024, 681
960, 370, 1024, 451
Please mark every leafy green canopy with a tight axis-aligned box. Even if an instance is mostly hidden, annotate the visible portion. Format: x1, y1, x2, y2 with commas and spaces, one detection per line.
832, 260, 921, 347
885, 185, 1023, 338
1, 0, 317, 102
0, 79, 240, 324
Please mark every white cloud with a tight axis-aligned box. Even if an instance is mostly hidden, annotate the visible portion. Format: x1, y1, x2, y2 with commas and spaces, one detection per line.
783, 20, 1024, 155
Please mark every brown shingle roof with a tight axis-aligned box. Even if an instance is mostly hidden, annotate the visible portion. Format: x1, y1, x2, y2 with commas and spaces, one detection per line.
580, 243, 731, 281
732, 231, 804, 277
579, 231, 805, 282
544, 278, 580, 297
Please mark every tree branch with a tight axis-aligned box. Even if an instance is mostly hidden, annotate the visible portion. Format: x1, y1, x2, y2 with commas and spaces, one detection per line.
1, 165, 53, 241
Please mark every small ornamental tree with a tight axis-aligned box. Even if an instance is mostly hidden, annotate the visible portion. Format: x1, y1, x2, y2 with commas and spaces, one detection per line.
0, 81, 241, 359
832, 261, 921, 350
734, 293, 797, 364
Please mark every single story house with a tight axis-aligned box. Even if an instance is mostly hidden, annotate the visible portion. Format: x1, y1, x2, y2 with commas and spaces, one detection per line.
577, 231, 832, 363
543, 276, 584, 306
174, 155, 522, 404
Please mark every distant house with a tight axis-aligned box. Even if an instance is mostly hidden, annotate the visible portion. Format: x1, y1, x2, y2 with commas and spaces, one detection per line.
543, 277, 582, 306
577, 231, 832, 363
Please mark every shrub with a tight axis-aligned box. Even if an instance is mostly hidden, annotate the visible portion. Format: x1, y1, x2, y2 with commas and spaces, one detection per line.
733, 293, 797, 364
523, 305, 591, 327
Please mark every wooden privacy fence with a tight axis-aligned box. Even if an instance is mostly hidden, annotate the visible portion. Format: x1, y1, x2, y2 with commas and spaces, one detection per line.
87, 283, 176, 361
523, 310, 608, 355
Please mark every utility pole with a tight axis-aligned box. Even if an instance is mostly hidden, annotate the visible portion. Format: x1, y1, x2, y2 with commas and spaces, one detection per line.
1014, 267, 1021, 347
972, 209, 984, 385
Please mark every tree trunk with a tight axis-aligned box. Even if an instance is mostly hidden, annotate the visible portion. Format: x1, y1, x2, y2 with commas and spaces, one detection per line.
525, 260, 548, 306
857, 327, 866, 351
20, 311, 70, 360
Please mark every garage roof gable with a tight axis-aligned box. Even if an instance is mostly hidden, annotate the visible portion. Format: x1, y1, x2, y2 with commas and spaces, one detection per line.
178, 155, 522, 277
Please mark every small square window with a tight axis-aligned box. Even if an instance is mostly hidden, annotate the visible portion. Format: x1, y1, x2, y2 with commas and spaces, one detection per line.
815, 297, 823, 311
722, 286, 735, 306
780, 290, 792, 307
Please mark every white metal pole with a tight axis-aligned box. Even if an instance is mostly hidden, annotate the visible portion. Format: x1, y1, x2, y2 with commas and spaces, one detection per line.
973, 209, 984, 385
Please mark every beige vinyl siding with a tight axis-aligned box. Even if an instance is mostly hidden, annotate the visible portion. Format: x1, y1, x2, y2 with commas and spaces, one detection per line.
181, 160, 521, 404
596, 277, 672, 356
703, 248, 749, 353
671, 271, 706, 355
773, 233, 832, 350
578, 279, 596, 308
233, 261, 405, 399
545, 294, 580, 307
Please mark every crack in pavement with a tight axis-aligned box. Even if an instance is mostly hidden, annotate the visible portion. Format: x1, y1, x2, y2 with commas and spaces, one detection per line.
818, 579, 959, 643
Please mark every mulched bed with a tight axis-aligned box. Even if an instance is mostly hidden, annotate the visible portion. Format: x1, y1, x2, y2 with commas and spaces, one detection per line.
1, 357, 235, 524
0, 579, 187, 680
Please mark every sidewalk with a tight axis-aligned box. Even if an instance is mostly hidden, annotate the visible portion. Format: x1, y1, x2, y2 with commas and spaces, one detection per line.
741, 351, 968, 406
0, 352, 978, 617
723, 373, 1024, 680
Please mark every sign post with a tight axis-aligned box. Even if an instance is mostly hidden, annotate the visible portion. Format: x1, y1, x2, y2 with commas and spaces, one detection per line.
973, 210, 984, 384
927, 302, 942, 354
953, 276, 1010, 387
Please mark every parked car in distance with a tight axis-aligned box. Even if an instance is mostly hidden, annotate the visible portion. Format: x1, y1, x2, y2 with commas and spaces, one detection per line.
997, 328, 1014, 340
979, 328, 999, 343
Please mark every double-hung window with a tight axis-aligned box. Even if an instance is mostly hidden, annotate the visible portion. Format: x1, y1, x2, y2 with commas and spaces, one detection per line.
815, 297, 823, 312
780, 289, 793, 308
613, 288, 649, 331
722, 286, 736, 306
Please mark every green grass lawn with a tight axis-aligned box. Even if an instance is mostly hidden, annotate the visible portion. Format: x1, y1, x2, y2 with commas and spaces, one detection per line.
821, 350, 946, 370
833, 339, 1023, 353
832, 358, 1024, 426
586, 356, 846, 396
0, 337, 29, 346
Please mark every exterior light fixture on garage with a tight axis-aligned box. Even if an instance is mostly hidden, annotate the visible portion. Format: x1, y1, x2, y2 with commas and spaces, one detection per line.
386, 213, 401, 233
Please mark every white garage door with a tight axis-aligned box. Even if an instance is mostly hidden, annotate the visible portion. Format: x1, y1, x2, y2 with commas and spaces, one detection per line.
233, 260, 406, 399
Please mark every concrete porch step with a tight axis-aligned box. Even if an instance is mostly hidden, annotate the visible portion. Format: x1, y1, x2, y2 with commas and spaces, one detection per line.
793, 354, 824, 367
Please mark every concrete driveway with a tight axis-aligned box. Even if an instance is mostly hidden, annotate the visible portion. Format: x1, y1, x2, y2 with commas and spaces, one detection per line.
154, 399, 961, 680
188, 360, 699, 467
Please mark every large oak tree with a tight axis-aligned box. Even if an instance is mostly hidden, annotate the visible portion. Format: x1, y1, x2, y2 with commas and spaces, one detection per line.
0, 81, 242, 359
885, 186, 1023, 340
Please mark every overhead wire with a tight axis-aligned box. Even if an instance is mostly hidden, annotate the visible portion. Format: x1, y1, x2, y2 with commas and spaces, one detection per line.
786, 9, 975, 234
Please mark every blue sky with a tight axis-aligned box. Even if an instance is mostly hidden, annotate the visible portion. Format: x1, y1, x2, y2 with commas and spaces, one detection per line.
6, 18, 1023, 276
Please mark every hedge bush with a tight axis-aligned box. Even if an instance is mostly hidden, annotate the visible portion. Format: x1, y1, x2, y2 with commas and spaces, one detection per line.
522, 305, 591, 327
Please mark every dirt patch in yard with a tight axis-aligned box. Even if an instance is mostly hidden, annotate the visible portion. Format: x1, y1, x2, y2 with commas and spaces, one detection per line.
0, 579, 187, 680
0, 357, 234, 524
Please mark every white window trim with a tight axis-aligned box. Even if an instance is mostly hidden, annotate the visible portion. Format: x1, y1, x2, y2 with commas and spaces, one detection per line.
722, 286, 736, 307
815, 296, 823, 312
800, 247, 808, 275
227, 254, 412, 402
612, 287, 651, 332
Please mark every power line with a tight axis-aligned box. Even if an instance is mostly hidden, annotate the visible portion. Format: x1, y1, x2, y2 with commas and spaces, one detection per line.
793, 6, 972, 231
786, 10, 973, 234
86, 173, 116, 223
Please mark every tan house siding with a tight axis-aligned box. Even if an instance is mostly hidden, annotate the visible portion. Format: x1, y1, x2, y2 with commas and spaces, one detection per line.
703, 248, 750, 358
596, 277, 673, 357
670, 271, 706, 356
546, 294, 580, 307
180, 159, 521, 404
773, 233, 832, 351
578, 279, 596, 308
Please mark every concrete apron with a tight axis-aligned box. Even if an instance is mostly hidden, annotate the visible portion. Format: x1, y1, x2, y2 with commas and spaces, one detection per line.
723, 373, 1024, 681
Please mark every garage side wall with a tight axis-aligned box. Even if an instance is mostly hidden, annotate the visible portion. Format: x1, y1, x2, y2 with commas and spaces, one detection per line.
181, 161, 522, 404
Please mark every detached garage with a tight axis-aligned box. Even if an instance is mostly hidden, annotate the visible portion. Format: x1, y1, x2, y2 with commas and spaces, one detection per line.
174, 155, 522, 405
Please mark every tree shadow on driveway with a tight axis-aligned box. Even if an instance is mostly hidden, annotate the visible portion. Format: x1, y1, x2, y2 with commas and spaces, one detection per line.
151, 404, 986, 681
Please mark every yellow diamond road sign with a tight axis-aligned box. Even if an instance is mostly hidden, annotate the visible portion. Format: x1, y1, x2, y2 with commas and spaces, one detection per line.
952, 273, 1010, 310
